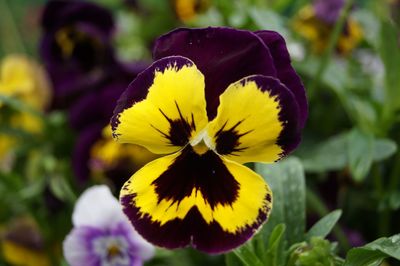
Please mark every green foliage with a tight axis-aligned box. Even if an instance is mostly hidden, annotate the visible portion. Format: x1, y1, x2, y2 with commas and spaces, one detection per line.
299, 130, 397, 175
379, 20, 400, 114
287, 238, 343, 266
306, 210, 342, 240
255, 158, 306, 247
344, 234, 400, 266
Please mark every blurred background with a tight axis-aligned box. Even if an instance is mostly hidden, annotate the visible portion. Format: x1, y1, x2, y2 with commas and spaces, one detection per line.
0, 0, 400, 265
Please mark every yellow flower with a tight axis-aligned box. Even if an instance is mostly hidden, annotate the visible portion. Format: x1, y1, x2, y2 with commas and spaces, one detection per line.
90, 126, 159, 181
0, 54, 51, 110
0, 55, 50, 164
172, 0, 210, 22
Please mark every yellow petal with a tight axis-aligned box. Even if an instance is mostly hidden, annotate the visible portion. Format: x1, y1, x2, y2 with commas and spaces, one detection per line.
120, 147, 272, 253
112, 56, 208, 154
207, 75, 300, 164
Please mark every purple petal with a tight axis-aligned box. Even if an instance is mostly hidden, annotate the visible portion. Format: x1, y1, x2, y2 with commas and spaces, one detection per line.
314, 0, 345, 25
69, 81, 126, 131
153, 27, 277, 120
255, 30, 308, 128
72, 124, 103, 184
63, 226, 103, 266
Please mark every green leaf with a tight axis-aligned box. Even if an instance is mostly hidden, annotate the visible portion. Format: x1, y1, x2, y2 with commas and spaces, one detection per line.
373, 139, 397, 161
49, 175, 77, 204
306, 210, 342, 240
300, 132, 348, 173
300, 131, 393, 174
0, 93, 44, 119
347, 129, 374, 182
353, 10, 380, 48
255, 157, 306, 246
247, 8, 289, 37
379, 20, 400, 112
233, 243, 264, 266
344, 234, 400, 266
225, 253, 244, 266
264, 224, 286, 266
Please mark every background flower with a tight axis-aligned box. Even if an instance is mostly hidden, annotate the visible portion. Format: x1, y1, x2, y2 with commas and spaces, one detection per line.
63, 185, 154, 266
292, 0, 363, 54
0, 218, 50, 266
40, 0, 115, 108
0, 55, 50, 167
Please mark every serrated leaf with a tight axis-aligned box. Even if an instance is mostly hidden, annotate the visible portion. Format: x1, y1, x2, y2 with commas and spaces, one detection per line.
255, 157, 306, 246
347, 129, 374, 182
344, 234, 400, 266
306, 210, 342, 240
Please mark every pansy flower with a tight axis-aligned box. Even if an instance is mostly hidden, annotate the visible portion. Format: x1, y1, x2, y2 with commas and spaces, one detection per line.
292, 0, 363, 54
40, 0, 116, 108
63, 185, 154, 266
111, 27, 307, 253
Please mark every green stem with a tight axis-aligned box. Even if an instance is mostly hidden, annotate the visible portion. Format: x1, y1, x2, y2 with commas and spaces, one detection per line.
0, 0, 27, 54
306, 187, 351, 252
388, 149, 400, 191
378, 139, 400, 236
307, 0, 355, 94
372, 164, 383, 196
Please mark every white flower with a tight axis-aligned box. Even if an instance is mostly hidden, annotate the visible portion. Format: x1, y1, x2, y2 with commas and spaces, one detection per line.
63, 185, 155, 266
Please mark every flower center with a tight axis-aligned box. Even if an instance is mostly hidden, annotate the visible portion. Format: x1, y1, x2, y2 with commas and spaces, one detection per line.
93, 235, 130, 265
189, 129, 214, 155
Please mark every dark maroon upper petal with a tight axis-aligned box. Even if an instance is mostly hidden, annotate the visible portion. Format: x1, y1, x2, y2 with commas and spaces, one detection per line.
41, 0, 114, 36
255, 30, 308, 129
153, 27, 278, 120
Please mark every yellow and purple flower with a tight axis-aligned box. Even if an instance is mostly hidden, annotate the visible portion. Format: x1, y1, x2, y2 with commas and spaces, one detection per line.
63, 185, 154, 266
111, 27, 307, 253
293, 0, 363, 54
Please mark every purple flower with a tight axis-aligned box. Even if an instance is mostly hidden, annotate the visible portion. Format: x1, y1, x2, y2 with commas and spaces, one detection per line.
39, 0, 116, 108
63, 185, 154, 266
111, 27, 307, 253
314, 0, 345, 25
